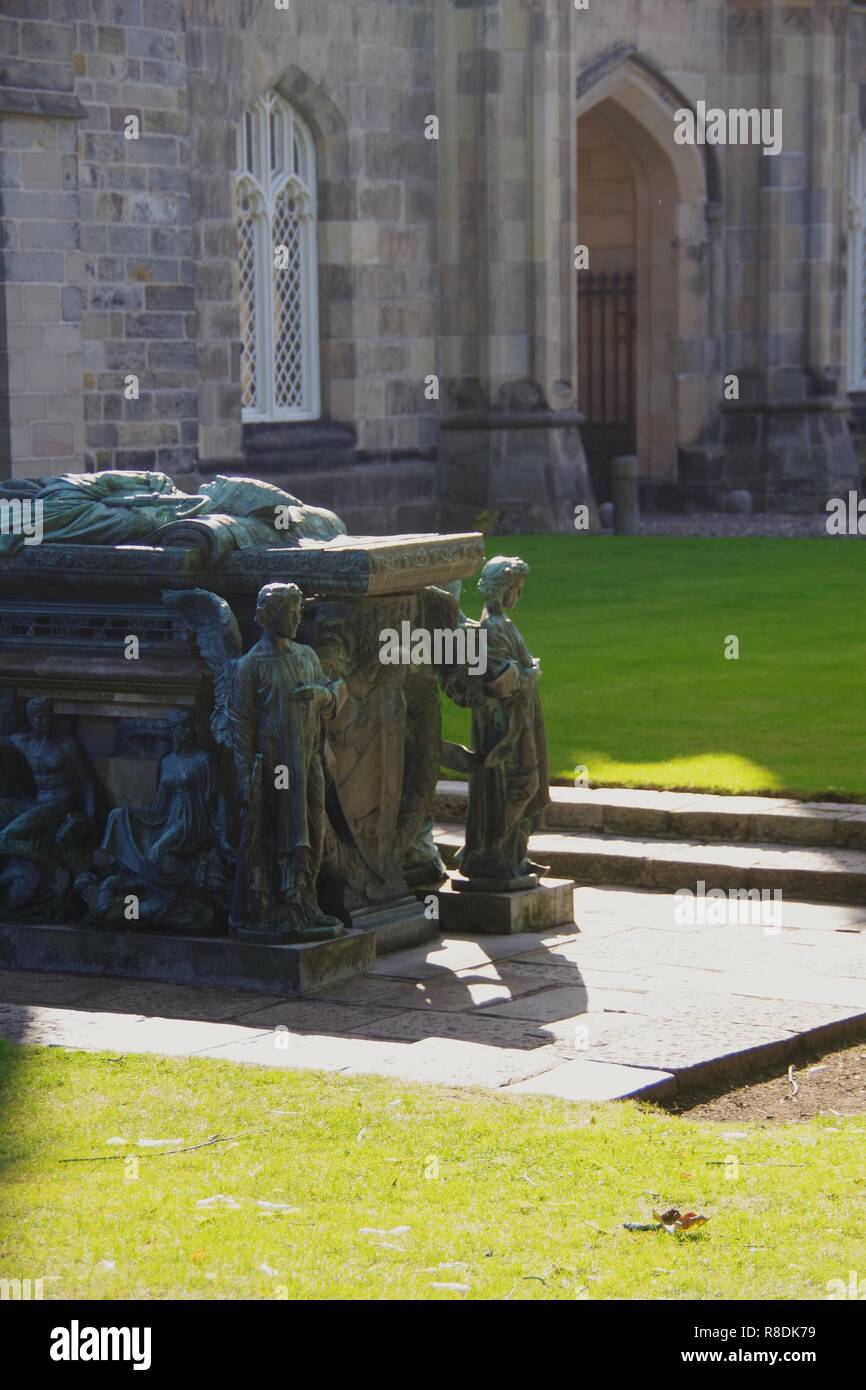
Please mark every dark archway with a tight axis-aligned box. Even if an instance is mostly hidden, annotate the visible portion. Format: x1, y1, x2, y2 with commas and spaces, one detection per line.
576, 51, 719, 489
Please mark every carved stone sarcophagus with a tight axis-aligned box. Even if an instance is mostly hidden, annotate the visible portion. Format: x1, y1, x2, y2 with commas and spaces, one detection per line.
0, 470, 484, 991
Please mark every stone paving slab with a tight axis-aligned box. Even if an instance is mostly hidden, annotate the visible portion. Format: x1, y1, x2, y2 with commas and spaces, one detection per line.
0, 970, 107, 1005
491, 959, 656, 992
191, 1030, 414, 1076
192, 1030, 563, 1090
511, 917, 866, 977
508, 1059, 675, 1102
527, 1001, 861, 1061
71, 980, 286, 1022
229, 998, 403, 1034
824, 956, 866, 979
346, 1008, 555, 1050
575, 885, 866, 934
554, 1018, 804, 1083
365, 930, 580, 979
338, 1038, 562, 1090
638, 962, 866, 1011
1, 885, 864, 1101
339, 965, 546, 1015
0, 1003, 272, 1057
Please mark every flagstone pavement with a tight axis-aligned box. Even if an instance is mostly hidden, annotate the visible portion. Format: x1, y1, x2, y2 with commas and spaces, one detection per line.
2, 886, 866, 1102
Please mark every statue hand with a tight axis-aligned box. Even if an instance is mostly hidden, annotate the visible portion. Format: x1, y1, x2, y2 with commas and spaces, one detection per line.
289, 684, 327, 705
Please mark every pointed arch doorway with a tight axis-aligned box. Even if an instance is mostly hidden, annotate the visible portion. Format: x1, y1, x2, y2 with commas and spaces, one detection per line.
576, 57, 714, 504
577, 108, 638, 502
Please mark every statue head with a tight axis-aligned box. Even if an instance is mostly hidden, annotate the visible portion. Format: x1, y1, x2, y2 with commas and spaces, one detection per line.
477, 556, 529, 613
167, 709, 195, 753
26, 697, 52, 736
255, 582, 304, 639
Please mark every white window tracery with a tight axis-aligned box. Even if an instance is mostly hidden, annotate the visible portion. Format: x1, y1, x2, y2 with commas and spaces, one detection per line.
235, 91, 320, 420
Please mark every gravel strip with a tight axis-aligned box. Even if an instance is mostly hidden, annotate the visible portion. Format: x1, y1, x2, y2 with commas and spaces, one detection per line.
611, 512, 852, 539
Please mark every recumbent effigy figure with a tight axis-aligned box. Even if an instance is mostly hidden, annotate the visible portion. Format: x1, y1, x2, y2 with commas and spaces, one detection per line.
0, 469, 346, 560
443, 556, 550, 889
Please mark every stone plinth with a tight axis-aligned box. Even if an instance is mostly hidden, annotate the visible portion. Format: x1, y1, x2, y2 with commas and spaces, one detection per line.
348, 896, 439, 953
680, 399, 858, 513
439, 410, 599, 534
0, 921, 375, 997
433, 874, 576, 935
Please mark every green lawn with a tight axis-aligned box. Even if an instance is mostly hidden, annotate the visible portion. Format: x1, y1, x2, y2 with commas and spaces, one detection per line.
442, 535, 866, 799
1, 1044, 864, 1300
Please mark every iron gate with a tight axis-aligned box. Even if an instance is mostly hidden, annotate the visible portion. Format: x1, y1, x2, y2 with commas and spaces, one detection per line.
578, 270, 636, 504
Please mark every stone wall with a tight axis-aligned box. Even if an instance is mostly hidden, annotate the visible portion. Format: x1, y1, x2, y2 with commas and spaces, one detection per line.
1, 0, 865, 519
0, 99, 86, 477
175, 0, 443, 528
0, 0, 198, 480
73, 0, 197, 477
227, 0, 441, 465
0, 2, 87, 479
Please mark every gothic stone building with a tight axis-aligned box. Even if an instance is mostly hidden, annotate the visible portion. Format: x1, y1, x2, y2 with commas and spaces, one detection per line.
1, 0, 865, 532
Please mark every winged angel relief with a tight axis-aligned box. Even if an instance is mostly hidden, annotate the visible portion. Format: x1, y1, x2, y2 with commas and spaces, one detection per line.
164, 582, 347, 942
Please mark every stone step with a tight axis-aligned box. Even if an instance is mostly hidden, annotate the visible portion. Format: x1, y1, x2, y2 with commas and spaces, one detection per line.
434, 780, 866, 850
434, 824, 866, 904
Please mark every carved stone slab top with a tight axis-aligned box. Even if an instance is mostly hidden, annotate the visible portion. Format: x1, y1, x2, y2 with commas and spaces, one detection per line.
0, 532, 485, 600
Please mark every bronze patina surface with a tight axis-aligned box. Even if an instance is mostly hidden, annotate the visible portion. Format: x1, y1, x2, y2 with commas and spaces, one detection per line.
0, 471, 497, 978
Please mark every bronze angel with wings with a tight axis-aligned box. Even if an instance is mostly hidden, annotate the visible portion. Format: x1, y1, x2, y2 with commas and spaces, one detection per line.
164, 582, 347, 942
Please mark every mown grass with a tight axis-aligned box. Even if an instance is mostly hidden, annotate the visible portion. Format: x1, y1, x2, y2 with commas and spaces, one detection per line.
1, 1044, 863, 1300
441, 535, 866, 798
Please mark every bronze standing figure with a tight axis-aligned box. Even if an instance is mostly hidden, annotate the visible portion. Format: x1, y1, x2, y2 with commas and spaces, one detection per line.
444, 556, 550, 889
228, 583, 347, 941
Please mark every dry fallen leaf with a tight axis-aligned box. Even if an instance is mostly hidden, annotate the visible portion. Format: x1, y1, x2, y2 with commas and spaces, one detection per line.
653, 1207, 710, 1233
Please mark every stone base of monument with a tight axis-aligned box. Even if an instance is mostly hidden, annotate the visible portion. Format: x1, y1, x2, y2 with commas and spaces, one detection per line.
348, 895, 438, 952
0, 920, 374, 997
432, 873, 576, 935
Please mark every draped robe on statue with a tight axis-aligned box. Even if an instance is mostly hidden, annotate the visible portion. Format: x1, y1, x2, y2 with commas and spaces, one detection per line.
0, 470, 345, 558
228, 635, 345, 933
452, 612, 549, 882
